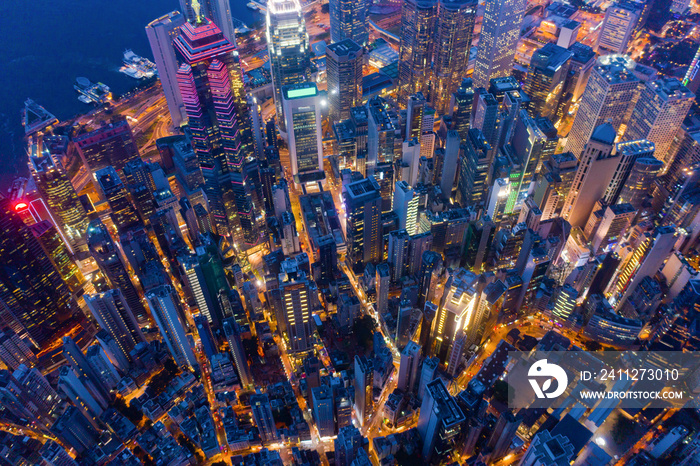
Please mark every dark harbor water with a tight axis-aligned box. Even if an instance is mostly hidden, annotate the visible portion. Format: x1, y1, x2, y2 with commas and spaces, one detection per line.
0, 0, 261, 188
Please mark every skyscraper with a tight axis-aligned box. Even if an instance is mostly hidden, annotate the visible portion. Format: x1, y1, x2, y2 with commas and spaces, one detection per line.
223, 318, 253, 388
376, 262, 390, 315
174, 19, 257, 244
486, 411, 522, 460
146, 285, 197, 369
0, 198, 74, 350
335, 426, 367, 466
618, 156, 663, 209
57, 365, 106, 422
73, 118, 140, 174
29, 154, 89, 250
281, 83, 324, 183
472, 0, 526, 88
417, 379, 465, 461
84, 289, 146, 365
329, 0, 369, 45
458, 128, 491, 207
562, 124, 621, 228
449, 78, 475, 141
62, 336, 111, 403
267, 0, 311, 135
29, 221, 84, 292
277, 261, 313, 353
354, 355, 373, 427
596, 1, 640, 54
431, 269, 478, 365
345, 177, 383, 268
87, 219, 148, 323
624, 77, 694, 166
525, 43, 572, 119
95, 166, 141, 232
312, 385, 335, 437
440, 130, 461, 198
432, 0, 477, 115
397, 341, 422, 393
564, 55, 640, 157
326, 40, 363, 123
603, 139, 655, 206
418, 251, 442, 309
146, 11, 187, 127
393, 180, 419, 235
178, 0, 236, 44
397, 0, 438, 105
250, 392, 278, 442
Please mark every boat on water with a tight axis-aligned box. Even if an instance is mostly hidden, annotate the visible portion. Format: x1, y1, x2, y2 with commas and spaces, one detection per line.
74, 77, 112, 105
119, 49, 157, 80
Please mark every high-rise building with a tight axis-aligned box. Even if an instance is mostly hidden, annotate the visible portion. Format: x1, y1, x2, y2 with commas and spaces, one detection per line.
281, 83, 324, 183
29, 154, 89, 249
178, 0, 237, 44
458, 128, 491, 207
312, 385, 335, 437
335, 426, 367, 466
87, 219, 148, 323
397, 0, 438, 105
613, 226, 676, 310
417, 378, 465, 461
590, 203, 636, 253
277, 261, 313, 353
94, 329, 129, 373
267, 0, 311, 135
431, 269, 478, 365
487, 177, 512, 224
223, 318, 253, 388
564, 43, 597, 103
564, 55, 640, 157
145, 285, 197, 369
417, 251, 442, 309
86, 345, 120, 391
440, 131, 461, 198
73, 118, 140, 174
354, 355, 373, 427
472, 0, 526, 88
13, 364, 60, 425
345, 177, 383, 268
432, 0, 477, 115
62, 336, 111, 402
603, 139, 655, 206
330, 0, 368, 45
84, 290, 146, 366
146, 12, 187, 127
327, 40, 363, 123
0, 198, 74, 350
250, 392, 278, 442
95, 166, 141, 232
0, 330, 37, 371
520, 430, 575, 466
29, 221, 84, 292
449, 78, 475, 141
596, 2, 640, 54
367, 96, 400, 173
387, 229, 410, 282
393, 181, 419, 235
174, 19, 256, 243
472, 91, 499, 149
376, 262, 390, 315
525, 43, 572, 119
561, 124, 621, 228
619, 156, 663, 209
624, 77, 694, 166
57, 365, 106, 422
50, 406, 100, 454
397, 341, 422, 393
511, 113, 558, 204
39, 440, 78, 466
486, 411, 522, 460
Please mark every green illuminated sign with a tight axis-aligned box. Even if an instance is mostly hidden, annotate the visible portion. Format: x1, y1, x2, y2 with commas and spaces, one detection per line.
287, 86, 317, 99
